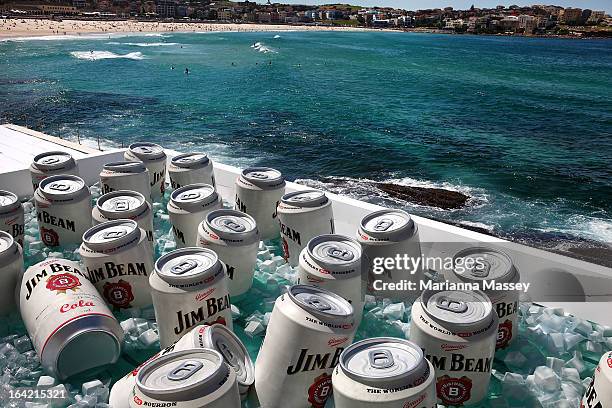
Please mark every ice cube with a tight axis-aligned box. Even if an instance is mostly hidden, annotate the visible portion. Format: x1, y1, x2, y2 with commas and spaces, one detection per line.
501, 372, 527, 400
82, 380, 103, 396
564, 333, 584, 351
257, 250, 272, 261
564, 351, 587, 375
230, 304, 241, 319
258, 242, 266, 251
534, 366, 561, 392
364, 295, 377, 309
547, 333, 565, 354
587, 331, 603, 343
383, 303, 405, 320
529, 305, 543, 315
135, 320, 149, 334
270, 256, 285, 267
538, 314, 565, 332
572, 319, 592, 336
263, 312, 272, 326
244, 321, 264, 338
595, 324, 612, 337
260, 260, 275, 273
13, 335, 32, 353
584, 340, 602, 354
138, 329, 159, 347
560, 367, 581, 384
546, 357, 565, 375
120, 319, 136, 334
37, 375, 57, 388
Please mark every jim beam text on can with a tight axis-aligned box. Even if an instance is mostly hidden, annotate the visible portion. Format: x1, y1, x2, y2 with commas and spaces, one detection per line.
357, 209, 424, 302
169, 152, 215, 189
29, 151, 78, 191
130, 349, 241, 408
333, 337, 437, 408
0, 231, 23, 315
99, 161, 151, 203
197, 209, 259, 298
277, 189, 335, 266
450, 247, 520, 350
254, 284, 356, 408
110, 323, 254, 407
298, 234, 365, 325
409, 289, 498, 406
582, 350, 612, 408
234, 167, 285, 241
92, 190, 154, 251
124, 142, 167, 200
80, 219, 154, 310
34, 175, 92, 247
0, 190, 24, 247
150, 247, 232, 347
19, 259, 123, 379
168, 183, 222, 248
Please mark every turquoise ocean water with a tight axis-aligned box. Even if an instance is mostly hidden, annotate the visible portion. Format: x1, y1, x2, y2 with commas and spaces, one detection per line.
1, 31, 611, 254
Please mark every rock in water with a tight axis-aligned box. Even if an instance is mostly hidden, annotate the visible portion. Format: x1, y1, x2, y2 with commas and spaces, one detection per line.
374, 182, 469, 209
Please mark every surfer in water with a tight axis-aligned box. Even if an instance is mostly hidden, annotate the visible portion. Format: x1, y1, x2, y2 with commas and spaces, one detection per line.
185, 67, 189, 75
171, 65, 175, 70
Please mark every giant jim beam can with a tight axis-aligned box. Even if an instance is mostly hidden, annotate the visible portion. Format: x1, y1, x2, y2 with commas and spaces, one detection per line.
582, 350, 612, 408
124, 142, 167, 200
150, 247, 232, 347
34, 175, 92, 247
168, 184, 222, 248
99, 161, 151, 203
80, 220, 154, 310
92, 190, 154, 251
0, 190, 24, 247
168, 152, 215, 189
197, 209, 259, 298
332, 337, 437, 408
254, 284, 356, 408
0, 231, 23, 315
450, 247, 520, 350
130, 349, 241, 408
29, 151, 78, 191
234, 167, 285, 241
357, 209, 424, 302
19, 259, 123, 379
110, 323, 254, 408
277, 189, 334, 266
409, 289, 498, 406
298, 234, 364, 325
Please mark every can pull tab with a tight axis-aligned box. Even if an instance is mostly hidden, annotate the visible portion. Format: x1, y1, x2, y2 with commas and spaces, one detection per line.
436, 296, 468, 314
368, 349, 394, 369
217, 341, 238, 367
471, 260, 491, 277
179, 192, 202, 201
373, 218, 393, 232
176, 156, 194, 163
49, 182, 70, 192
249, 172, 269, 180
170, 259, 198, 275
326, 246, 354, 261
139, 147, 153, 154
41, 157, 60, 165
166, 360, 203, 381
222, 219, 246, 232
102, 230, 127, 240
306, 296, 331, 312
114, 200, 130, 211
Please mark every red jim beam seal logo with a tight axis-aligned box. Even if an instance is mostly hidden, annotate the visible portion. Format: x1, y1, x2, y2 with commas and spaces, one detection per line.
496, 319, 513, 349
103, 279, 135, 309
436, 375, 472, 406
282, 238, 289, 261
46, 273, 81, 294
132, 395, 143, 406
40, 227, 60, 247
607, 353, 612, 369
308, 373, 332, 408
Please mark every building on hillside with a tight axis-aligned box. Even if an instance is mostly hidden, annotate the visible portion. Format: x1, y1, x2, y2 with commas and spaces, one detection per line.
156, 0, 176, 18
587, 10, 605, 23
560, 7, 582, 24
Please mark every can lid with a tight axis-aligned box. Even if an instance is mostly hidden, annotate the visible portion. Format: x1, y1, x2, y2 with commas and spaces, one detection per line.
340, 337, 430, 388
240, 167, 285, 189
307, 234, 361, 272
204, 209, 258, 244
171, 153, 210, 169
96, 190, 148, 219
127, 142, 166, 161
39, 175, 88, 200
452, 246, 518, 284
103, 161, 147, 174
288, 284, 353, 320
170, 184, 218, 210
155, 247, 223, 286
32, 151, 75, 171
281, 190, 328, 208
359, 209, 416, 241
0, 231, 18, 264
420, 289, 493, 332
0, 190, 20, 214
82, 219, 140, 252
199, 324, 255, 391
136, 349, 230, 401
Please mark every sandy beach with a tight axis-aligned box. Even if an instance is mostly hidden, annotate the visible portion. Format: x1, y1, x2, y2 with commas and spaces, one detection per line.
0, 18, 366, 39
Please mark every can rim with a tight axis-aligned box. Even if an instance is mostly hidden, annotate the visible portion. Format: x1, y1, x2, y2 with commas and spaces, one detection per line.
240, 167, 285, 189
280, 189, 328, 208
135, 348, 228, 401
305, 234, 362, 271
203, 209, 259, 243
170, 183, 219, 210
0, 231, 18, 264
82, 219, 141, 253
155, 247, 223, 286
170, 152, 210, 169
127, 142, 166, 161
288, 284, 354, 320
419, 289, 494, 332
32, 151, 75, 171
102, 161, 148, 174
451, 246, 518, 284
38, 174, 88, 200
0, 190, 20, 213
339, 337, 430, 388
95, 190, 148, 219
358, 209, 416, 241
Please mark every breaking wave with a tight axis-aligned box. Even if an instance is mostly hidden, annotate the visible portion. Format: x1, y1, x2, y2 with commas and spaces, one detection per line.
251, 42, 277, 54
70, 51, 146, 61
107, 42, 179, 47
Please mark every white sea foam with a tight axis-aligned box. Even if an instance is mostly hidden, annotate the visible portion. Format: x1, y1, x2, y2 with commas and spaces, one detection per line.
109, 42, 179, 47
273, 35, 281, 39
250, 42, 277, 54
70, 51, 146, 61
